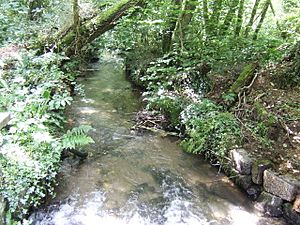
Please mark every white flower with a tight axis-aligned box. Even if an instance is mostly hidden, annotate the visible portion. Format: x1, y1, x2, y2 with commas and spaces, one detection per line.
33, 131, 53, 143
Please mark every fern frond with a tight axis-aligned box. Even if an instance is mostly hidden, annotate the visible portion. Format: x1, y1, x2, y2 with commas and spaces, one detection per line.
61, 125, 95, 149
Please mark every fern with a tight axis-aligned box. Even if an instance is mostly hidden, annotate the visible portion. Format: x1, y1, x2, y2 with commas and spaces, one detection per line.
61, 125, 95, 149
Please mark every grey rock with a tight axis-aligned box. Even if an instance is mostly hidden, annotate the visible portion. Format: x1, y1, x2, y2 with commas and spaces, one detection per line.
230, 149, 252, 175
0, 112, 10, 130
246, 185, 262, 201
252, 160, 273, 185
283, 203, 300, 225
263, 170, 299, 202
255, 191, 283, 217
234, 174, 261, 200
235, 174, 252, 190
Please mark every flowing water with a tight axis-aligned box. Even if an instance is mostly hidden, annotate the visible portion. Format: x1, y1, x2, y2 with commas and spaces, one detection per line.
31, 55, 285, 225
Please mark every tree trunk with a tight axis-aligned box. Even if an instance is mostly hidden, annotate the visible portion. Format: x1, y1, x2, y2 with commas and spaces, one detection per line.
227, 62, 259, 95
235, 0, 245, 37
221, 0, 240, 35
73, 0, 80, 54
162, 0, 182, 53
203, 0, 210, 36
244, 0, 261, 37
253, 0, 270, 40
210, 0, 223, 35
41, 0, 143, 56
172, 0, 197, 50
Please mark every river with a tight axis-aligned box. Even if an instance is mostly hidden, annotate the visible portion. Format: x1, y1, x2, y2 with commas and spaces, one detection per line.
31, 54, 285, 225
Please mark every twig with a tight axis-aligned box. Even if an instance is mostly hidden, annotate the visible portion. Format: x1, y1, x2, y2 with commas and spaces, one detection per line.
278, 118, 296, 148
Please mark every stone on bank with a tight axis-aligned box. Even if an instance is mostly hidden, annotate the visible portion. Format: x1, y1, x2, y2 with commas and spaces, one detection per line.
263, 170, 300, 202
230, 148, 252, 175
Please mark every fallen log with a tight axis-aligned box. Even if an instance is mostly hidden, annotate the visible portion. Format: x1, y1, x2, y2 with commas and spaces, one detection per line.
223, 62, 259, 107
40, 0, 144, 56
228, 62, 259, 94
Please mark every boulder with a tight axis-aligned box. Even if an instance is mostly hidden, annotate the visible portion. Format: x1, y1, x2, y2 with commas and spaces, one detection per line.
230, 149, 252, 175
252, 160, 272, 185
263, 170, 300, 202
283, 203, 300, 225
255, 191, 283, 217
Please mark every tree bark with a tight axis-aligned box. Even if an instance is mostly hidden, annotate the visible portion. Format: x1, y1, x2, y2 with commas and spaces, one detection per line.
203, 0, 210, 36
244, 0, 261, 37
221, 0, 240, 35
210, 0, 223, 35
235, 0, 245, 37
172, 0, 197, 50
73, 0, 80, 54
227, 62, 259, 95
42, 0, 143, 56
253, 0, 270, 40
162, 0, 182, 53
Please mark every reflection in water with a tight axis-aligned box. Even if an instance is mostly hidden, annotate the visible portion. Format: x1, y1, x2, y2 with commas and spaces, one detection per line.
31, 55, 285, 225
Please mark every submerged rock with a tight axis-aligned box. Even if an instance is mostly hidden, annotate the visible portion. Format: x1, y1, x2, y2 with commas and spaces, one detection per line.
283, 203, 300, 225
255, 191, 283, 217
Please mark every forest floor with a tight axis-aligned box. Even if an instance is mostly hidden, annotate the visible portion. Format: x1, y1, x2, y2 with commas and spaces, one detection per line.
208, 61, 300, 177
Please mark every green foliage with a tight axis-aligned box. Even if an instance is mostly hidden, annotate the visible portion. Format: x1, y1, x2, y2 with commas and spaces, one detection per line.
222, 92, 236, 104
271, 42, 300, 88
62, 125, 95, 150
250, 121, 273, 147
0, 0, 299, 219
5, 211, 18, 225
0, 0, 72, 46
0, 51, 91, 218
142, 52, 210, 93
147, 94, 187, 127
287, 42, 300, 86
181, 100, 241, 159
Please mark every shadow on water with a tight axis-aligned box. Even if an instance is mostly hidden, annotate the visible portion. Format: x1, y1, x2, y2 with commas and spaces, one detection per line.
30, 53, 286, 225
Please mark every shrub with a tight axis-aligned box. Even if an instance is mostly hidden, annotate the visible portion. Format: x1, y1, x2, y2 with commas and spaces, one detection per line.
181, 100, 241, 160
0, 51, 93, 218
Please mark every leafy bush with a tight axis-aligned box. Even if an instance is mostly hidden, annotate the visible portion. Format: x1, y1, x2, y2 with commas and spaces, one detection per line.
0, 51, 93, 218
147, 93, 187, 128
181, 100, 241, 160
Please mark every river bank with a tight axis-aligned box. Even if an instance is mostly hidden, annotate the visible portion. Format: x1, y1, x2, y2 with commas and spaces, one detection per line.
0, 46, 94, 222
123, 49, 300, 224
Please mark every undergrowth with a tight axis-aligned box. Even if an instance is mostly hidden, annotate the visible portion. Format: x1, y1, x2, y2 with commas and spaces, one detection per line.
0, 51, 93, 219
181, 100, 242, 160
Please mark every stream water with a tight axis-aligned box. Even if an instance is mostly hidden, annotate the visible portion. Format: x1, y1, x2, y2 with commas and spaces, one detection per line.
31, 55, 286, 225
